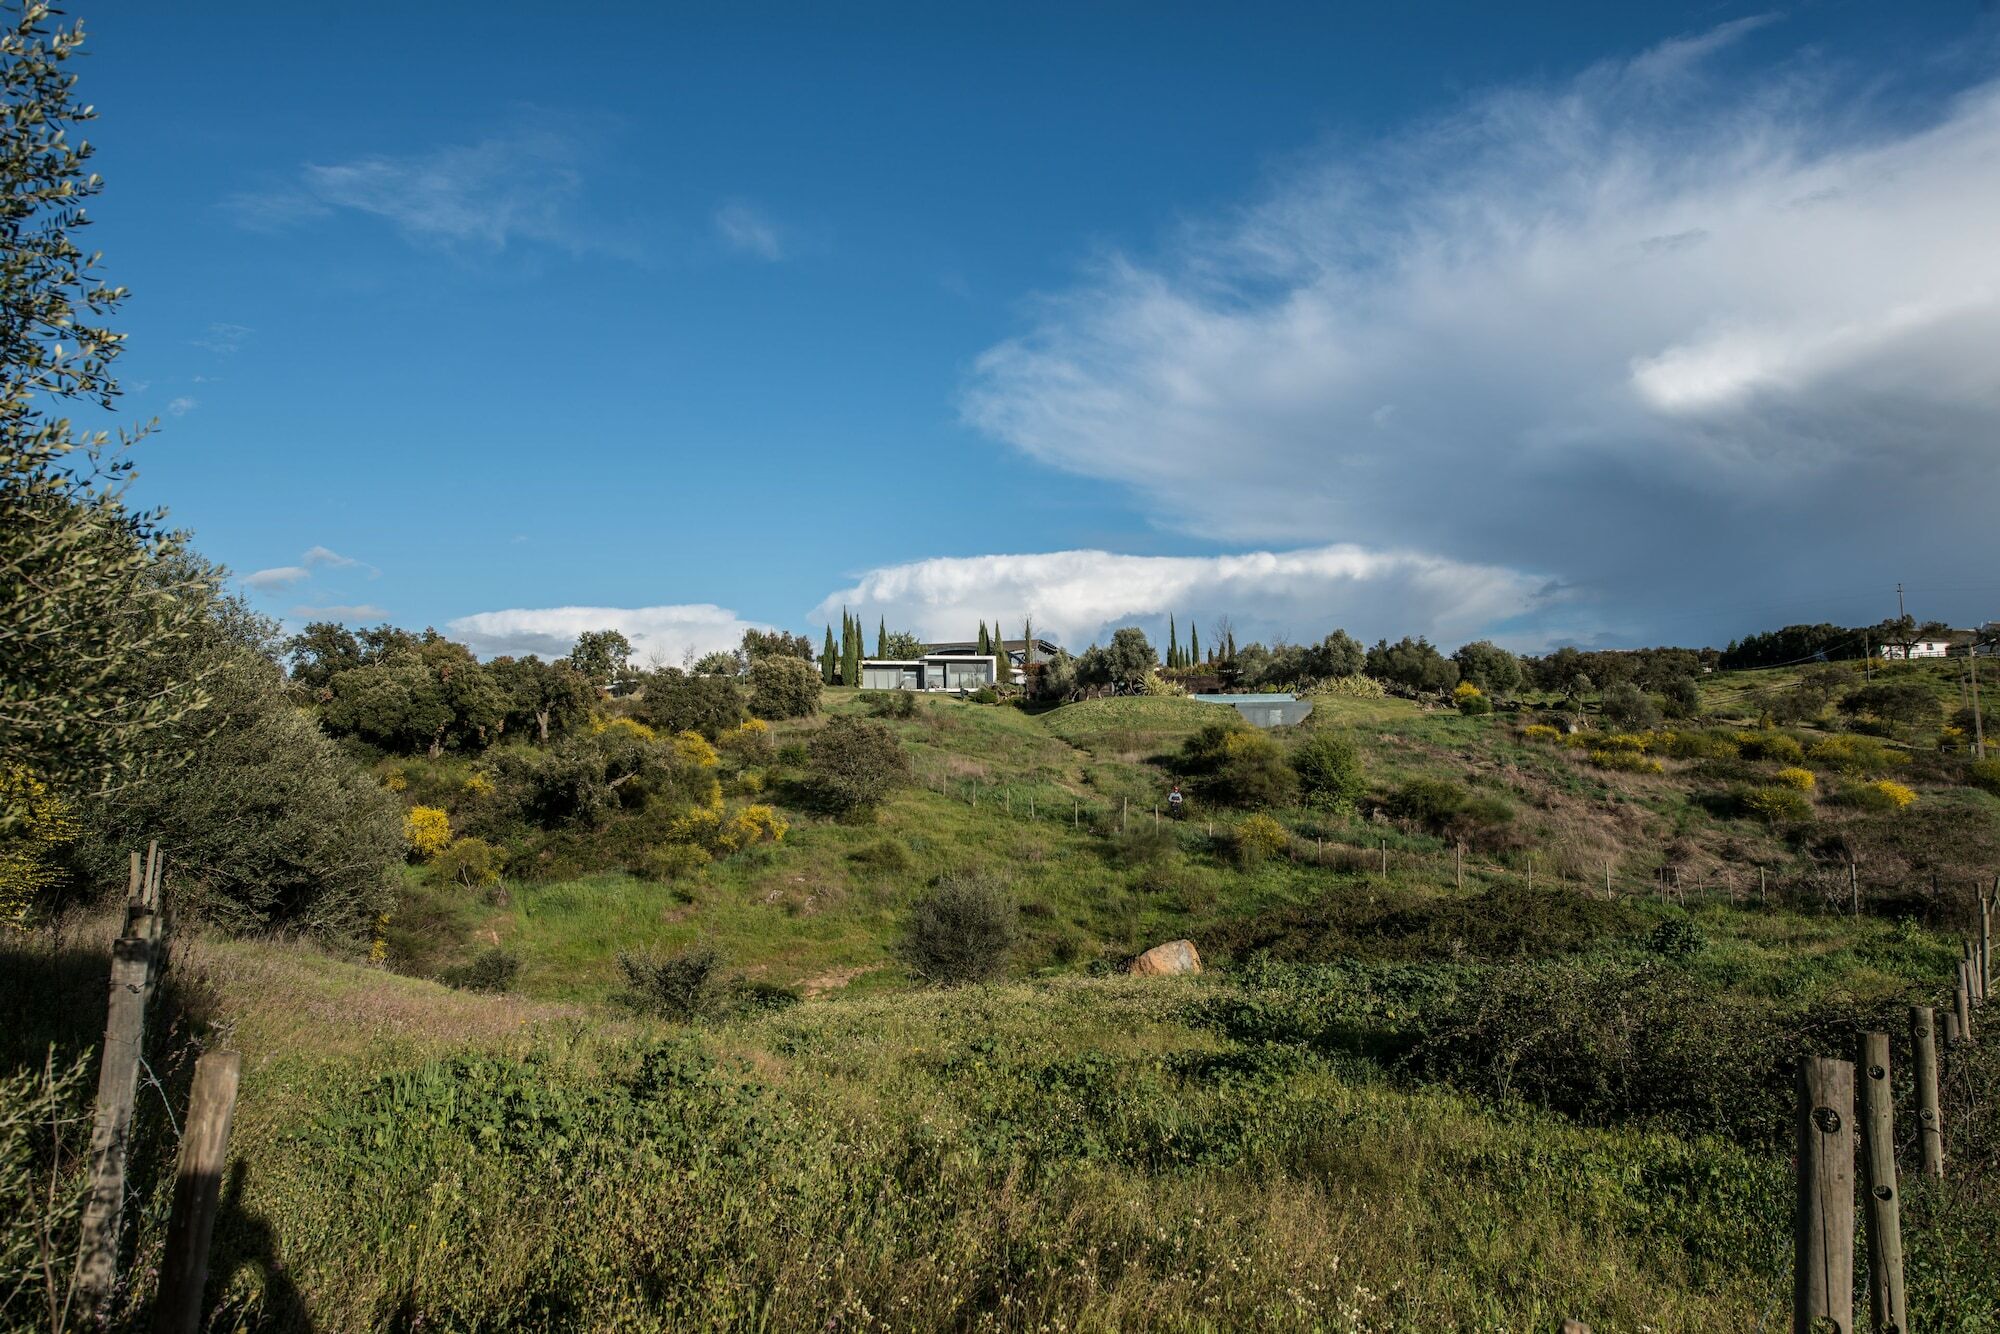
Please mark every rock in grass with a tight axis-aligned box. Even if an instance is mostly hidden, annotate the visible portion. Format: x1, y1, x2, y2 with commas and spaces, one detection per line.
1127, 939, 1201, 976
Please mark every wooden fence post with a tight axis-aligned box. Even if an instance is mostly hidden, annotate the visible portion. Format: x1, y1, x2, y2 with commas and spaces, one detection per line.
1857, 1033, 1907, 1334
1379, 840, 1387, 876
1912, 1005, 1943, 1178
73, 930, 158, 1314
1944, 1009, 1963, 1049
151, 1051, 242, 1334
1455, 842, 1463, 890
1121, 797, 1127, 833
1792, 1056, 1854, 1334
1956, 964, 1975, 1044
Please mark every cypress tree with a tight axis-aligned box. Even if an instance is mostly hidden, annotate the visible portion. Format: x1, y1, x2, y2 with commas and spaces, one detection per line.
994, 617, 1013, 684
1190, 623, 1200, 667
1022, 617, 1035, 667
876, 616, 886, 658
1168, 615, 1178, 670
977, 622, 990, 655
821, 625, 837, 684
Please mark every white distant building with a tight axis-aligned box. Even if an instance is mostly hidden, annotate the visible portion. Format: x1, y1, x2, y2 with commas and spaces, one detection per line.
1879, 638, 1953, 659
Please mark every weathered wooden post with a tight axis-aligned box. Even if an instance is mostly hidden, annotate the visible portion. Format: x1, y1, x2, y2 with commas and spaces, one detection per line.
1792, 1056, 1854, 1334
1121, 797, 1127, 832
74, 929, 158, 1312
1944, 1009, 1963, 1049
152, 1050, 242, 1334
1455, 842, 1463, 890
1955, 963, 1975, 1043
1761, 867, 1767, 906
1857, 1033, 1907, 1334
1912, 1005, 1944, 1178
1379, 840, 1387, 876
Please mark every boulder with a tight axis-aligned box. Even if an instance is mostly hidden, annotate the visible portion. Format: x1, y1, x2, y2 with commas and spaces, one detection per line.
1127, 939, 1201, 976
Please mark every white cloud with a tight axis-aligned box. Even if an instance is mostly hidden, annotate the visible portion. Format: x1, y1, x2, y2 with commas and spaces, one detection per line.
713, 201, 786, 261
446, 604, 771, 665
961, 27, 2000, 642
165, 396, 198, 417
192, 323, 253, 354
227, 120, 615, 254
813, 544, 1555, 652
303, 545, 361, 569
291, 603, 388, 622
243, 566, 310, 591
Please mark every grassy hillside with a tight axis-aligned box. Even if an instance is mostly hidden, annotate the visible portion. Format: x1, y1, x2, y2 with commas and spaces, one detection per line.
7, 668, 1999, 1330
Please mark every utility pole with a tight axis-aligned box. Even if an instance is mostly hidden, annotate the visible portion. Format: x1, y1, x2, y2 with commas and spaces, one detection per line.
1896, 582, 1906, 621
1971, 652, 1987, 760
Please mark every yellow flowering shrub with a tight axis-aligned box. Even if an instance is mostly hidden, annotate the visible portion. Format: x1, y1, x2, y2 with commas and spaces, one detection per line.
1522, 724, 1562, 742
0, 767, 81, 927
403, 806, 453, 859
462, 771, 495, 798
718, 804, 788, 852
673, 730, 720, 768
1589, 749, 1664, 774
669, 806, 723, 846
1868, 780, 1916, 809
1655, 730, 1740, 760
728, 769, 766, 796
1807, 735, 1907, 777
1233, 814, 1291, 865
1593, 733, 1653, 753
1772, 767, 1816, 792
1736, 731, 1805, 764
1939, 725, 1967, 753
383, 772, 409, 793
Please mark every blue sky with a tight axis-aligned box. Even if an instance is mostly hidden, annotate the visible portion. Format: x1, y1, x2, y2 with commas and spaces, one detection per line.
78, 1, 2000, 662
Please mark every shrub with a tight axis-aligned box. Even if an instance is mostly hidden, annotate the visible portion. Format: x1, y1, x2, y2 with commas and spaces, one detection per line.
968, 685, 999, 704
1657, 730, 1741, 760
898, 873, 1018, 985
442, 947, 520, 993
432, 836, 501, 889
404, 806, 453, 859
1807, 734, 1907, 778
867, 689, 918, 719
1737, 786, 1814, 825
1310, 673, 1386, 699
1180, 722, 1297, 807
619, 942, 731, 1020
807, 716, 911, 816
1836, 780, 1917, 812
1453, 683, 1493, 715
1588, 749, 1664, 774
717, 804, 787, 851
1967, 758, 2000, 796
1772, 767, 1816, 792
1646, 918, 1706, 961
1661, 675, 1701, 720
749, 655, 821, 720
776, 740, 809, 766
641, 842, 712, 881
848, 839, 914, 874
1291, 732, 1364, 814
1387, 777, 1465, 829
1592, 733, 1652, 753
716, 718, 776, 765
1735, 731, 1805, 764
633, 668, 746, 739
1521, 723, 1562, 743
1232, 813, 1291, 866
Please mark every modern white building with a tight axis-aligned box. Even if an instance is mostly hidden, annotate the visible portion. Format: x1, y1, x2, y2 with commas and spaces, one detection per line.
858, 652, 998, 692
1878, 639, 1954, 659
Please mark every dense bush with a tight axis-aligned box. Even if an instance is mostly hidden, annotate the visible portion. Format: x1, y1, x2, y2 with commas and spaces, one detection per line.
495, 725, 707, 829
898, 873, 1018, 985
1179, 722, 1296, 807
1203, 882, 1641, 964
1771, 766, 1816, 793
1839, 681, 1941, 734
1451, 641, 1522, 695
1806, 734, 1908, 778
1588, 748, 1663, 774
1735, 730, 1805, 764
1231, 814, 1291, 867
1832, 780, 1917, 812
1453, 683, 1493, 715
1386, 777, 1466, 830
807, 717, 911, 816
1290, 732, 1364, 813
1661, 676, 1701, 720
1074, 628, 1158, 693
442, 947, 520, 993
619, 942, 732, 1020
1365, 636, 1459, 693
867, 689, 919, 719
632, 668, 746, 739
1736, 785, 1814, 825
432, 836, 501, 889
1968, 758, 2000, 796
748, 655, 821, 720
1656, 730, 1740, 760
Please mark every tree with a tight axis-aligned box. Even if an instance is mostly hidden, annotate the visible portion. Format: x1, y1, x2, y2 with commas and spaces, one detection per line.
820, 625, 837, 685
1189, 623, 1200, 668
1168, 615, 1179, 670
1365, 637, 1459, 694
633, 667, 746, 739
488, 654, 594, 744
741, 628, 813, 662
1022, 618, 1036, 669
1839, 682, 1940, 734
0, 6, 215, 813
71, 563, 402, 939
976, 622, 991, 656
1452, 641, 1522, 696
693, 649, 743, 676
876, 616, 886, 658
749, 655, 821, 720
806, 716, 910, 816
881, 629, 925, 659
495, 723, 702, 829
1600, 682, 1662, 731
1178, 720, 1296, 807
1661, 675, 1702, 720
568, 629, 633, 690
1308, 630, 1365, 679
285, 621, 365, 690
1076, 627, 1157, 693
994, 615, 1014, 685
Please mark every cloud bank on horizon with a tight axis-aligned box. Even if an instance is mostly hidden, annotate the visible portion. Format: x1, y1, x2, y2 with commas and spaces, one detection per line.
956, 21, 2000, 645
446, 604, 772, 667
